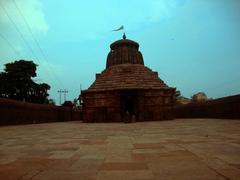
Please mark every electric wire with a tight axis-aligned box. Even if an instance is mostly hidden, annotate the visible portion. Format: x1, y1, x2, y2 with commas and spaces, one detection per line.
0, 2, 61, 89
12, 0, 63, 88
0, 32, 23, 59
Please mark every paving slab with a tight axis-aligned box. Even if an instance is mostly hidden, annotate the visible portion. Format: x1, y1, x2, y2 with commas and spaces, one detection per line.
0, 119, 240, 179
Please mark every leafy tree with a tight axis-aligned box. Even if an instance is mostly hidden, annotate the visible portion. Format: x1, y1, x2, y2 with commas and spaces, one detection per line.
0, 60, 51, 104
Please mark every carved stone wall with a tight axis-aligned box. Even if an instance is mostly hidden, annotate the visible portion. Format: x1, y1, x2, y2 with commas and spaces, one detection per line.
82, 89, 175, 122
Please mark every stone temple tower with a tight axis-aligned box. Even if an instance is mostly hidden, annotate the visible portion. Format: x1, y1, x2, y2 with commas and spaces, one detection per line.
81, 34, 176, 122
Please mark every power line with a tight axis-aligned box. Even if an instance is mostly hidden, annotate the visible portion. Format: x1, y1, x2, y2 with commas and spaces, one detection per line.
0, 2, 39, 62
0, 1, 62, 90
12, 0, 63, 88
0, 32, 23, 59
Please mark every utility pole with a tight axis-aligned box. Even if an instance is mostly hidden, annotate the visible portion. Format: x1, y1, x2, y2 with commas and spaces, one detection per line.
63, 89, 68, 102
57, 89, 63, 105
58, 89, 68, 105
79, 84, 82, 105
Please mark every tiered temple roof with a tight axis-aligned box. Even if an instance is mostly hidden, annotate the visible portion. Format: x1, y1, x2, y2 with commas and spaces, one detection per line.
86, 34, 172, 92
88, 64, 169, 92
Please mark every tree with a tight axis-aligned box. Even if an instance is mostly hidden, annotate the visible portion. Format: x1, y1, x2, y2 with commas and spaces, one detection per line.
0, 60, 51, 104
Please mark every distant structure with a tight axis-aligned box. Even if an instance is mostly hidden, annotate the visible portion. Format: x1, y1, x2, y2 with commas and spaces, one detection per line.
81, 35, 176, 122
192, 92, 208, 102
176, 96, 191, 105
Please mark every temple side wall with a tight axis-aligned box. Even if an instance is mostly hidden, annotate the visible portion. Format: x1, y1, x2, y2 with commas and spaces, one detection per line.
137, 90, 175, 121
82, 91, 121, 122
0, 98, 82, 126
174, 94, 240, 119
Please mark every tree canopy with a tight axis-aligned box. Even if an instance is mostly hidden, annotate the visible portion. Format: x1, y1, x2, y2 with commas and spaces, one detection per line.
0, 60, 51, 104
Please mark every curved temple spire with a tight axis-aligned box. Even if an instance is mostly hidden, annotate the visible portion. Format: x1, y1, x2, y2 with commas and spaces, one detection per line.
106, 36, 144, 68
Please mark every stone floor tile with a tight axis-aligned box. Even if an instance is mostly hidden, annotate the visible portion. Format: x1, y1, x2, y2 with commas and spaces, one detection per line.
97, 170, 154, 180
99, 162, 148, 171
32, 170, 96, 180
49, 150, 76, 159
70, 159, 103, 172
0, 119, 240, 179
133, 143, 164, 149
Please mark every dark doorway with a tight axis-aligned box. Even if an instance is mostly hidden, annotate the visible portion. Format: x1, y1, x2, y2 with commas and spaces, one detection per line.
124, 95, 134, 115
120, 91, 138, 122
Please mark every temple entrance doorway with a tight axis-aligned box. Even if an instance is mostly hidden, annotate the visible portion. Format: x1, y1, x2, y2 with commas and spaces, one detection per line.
120, 91, 138, 122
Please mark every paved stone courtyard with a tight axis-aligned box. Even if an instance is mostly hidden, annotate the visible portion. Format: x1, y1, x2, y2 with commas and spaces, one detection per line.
0, 119, 240, 180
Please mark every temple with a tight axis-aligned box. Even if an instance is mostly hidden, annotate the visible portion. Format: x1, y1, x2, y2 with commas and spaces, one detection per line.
81, 34, 176, 122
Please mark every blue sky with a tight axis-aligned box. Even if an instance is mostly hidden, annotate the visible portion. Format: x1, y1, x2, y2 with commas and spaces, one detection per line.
0, 0, 240, 104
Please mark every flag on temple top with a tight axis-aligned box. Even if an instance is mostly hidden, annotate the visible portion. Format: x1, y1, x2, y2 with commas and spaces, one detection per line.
113, 25, 124, 31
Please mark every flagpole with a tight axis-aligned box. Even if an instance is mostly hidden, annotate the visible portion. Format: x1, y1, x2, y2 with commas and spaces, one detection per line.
112, 25, 126, 39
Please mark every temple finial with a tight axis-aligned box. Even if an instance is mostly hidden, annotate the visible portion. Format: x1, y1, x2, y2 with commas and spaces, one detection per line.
123, 33, 126, 39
